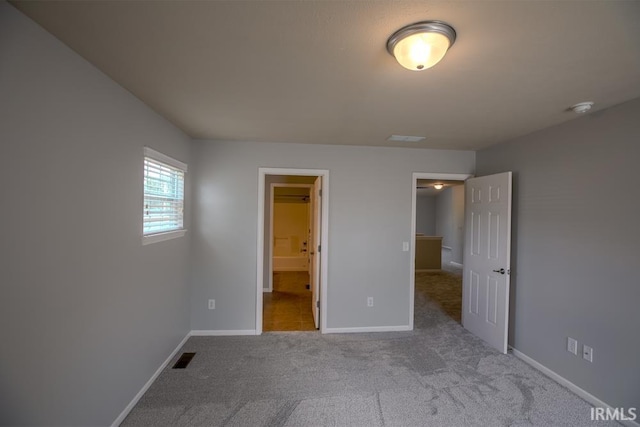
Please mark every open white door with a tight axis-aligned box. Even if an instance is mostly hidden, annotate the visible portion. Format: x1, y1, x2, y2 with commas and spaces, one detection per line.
309, 176, 322, 329
462, 172, 512, 354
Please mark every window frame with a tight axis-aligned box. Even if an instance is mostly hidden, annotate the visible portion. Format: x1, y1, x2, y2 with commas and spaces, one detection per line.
142, 147, 187, 245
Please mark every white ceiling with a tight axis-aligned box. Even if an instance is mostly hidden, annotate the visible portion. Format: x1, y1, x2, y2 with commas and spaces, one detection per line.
11, 0, 640, 150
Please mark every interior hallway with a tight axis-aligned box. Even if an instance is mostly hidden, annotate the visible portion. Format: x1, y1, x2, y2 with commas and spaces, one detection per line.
263, 271, 317, 331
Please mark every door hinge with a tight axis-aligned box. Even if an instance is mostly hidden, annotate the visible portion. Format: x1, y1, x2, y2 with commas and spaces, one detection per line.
319, 189, 322, 197
318, 245, 321, 253
316, 301, 320, 309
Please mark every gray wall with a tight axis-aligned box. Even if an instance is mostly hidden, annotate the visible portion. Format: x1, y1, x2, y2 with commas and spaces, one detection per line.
476, 98, 640, 411
0, 3, 192, 425
435, 185, 465, 264
415, 193, 436, 235
190, 140, 474, 330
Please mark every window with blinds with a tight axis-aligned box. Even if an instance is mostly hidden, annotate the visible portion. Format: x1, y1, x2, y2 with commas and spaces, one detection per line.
143, 147, 187, 241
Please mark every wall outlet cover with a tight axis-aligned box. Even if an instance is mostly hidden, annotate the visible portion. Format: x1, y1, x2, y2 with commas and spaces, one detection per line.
567, 337, 578, 355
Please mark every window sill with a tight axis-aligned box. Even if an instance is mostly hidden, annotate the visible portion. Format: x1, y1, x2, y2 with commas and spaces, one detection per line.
142, 229, 187, 246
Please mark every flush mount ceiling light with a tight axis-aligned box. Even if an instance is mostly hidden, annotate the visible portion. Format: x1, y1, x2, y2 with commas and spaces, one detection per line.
570, 102, 594, 114
387, 20, 456, 71
434, 184, 444, 190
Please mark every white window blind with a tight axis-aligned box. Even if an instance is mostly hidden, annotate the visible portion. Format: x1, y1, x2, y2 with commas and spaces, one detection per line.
143, 148, 186, 236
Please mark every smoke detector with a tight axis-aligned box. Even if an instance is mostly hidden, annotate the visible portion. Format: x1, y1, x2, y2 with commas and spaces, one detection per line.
570, 102, 594, 114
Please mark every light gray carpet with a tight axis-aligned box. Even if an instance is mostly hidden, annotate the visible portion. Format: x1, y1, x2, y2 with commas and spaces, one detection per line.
123, 272, 616, 426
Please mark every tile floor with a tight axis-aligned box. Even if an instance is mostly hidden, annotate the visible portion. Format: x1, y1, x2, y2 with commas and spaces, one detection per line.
263, 271, 317, 331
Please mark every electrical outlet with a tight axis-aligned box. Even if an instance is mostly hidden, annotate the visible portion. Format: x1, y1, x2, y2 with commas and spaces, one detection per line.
402, 241, 409, 252
367, 297, 374, 307
208, 299, 215, 310
583, 345, 593, 362
567, 337, 578, 355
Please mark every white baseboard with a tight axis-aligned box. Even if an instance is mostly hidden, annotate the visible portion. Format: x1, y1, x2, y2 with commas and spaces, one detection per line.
111, 331, 191, 427
190, 329, 257, 336
324, 325, 412, 334
510, 347, 639, 427
449, 261, 463, 269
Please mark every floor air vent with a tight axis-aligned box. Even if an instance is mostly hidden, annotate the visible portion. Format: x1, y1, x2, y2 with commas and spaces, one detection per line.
172, 352, 195, 369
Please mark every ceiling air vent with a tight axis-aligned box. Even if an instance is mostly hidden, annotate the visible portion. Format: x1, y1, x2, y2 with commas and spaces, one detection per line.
387, 135, 426, 142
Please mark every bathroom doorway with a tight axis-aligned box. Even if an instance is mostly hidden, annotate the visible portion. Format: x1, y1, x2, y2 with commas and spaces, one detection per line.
266, 183, 315, 331
256, 168, 329, 334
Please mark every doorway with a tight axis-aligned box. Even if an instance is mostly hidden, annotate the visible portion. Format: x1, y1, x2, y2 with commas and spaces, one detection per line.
256, 168, 329, 335
265, 183, 314, 331
409, 173, 472, 330
410, 171, 513, 354
414, 177, 466, 324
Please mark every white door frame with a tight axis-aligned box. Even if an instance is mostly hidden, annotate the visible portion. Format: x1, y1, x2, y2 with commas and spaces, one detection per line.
257, 168, 330, 334
267, 183, 313, 293
409, 172, 473, 330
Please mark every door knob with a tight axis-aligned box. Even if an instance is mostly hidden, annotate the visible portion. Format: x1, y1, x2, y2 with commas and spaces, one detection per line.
492, 268, 505, 274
